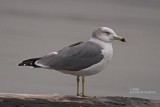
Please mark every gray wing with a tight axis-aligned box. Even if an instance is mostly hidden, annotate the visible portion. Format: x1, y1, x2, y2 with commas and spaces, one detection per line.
36, 41, 104, 71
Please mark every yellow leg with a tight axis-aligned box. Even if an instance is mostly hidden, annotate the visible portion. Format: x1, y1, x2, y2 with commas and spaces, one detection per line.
81, 76, 85, 97
76, 76, 80, 96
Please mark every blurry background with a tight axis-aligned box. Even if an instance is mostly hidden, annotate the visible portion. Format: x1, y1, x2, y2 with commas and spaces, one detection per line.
0, 0, 160, 100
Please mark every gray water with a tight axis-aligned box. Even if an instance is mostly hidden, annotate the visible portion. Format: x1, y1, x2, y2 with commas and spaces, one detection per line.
0, 0, 160, 100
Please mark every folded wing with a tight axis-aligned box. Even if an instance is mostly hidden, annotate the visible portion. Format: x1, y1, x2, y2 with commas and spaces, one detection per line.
35, 41, 104, 71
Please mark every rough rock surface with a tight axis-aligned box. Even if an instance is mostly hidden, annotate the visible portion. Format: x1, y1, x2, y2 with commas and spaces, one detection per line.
0, 93, 159, 107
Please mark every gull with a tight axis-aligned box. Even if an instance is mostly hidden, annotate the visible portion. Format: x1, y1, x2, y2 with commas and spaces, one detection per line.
18, 27, 126, 97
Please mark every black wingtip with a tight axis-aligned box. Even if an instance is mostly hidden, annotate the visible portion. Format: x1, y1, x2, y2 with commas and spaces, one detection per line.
18, 62, 25, 66
18, 58, 41, 67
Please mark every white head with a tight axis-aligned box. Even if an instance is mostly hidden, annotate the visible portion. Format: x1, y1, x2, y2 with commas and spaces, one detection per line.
92, 27, 126, 43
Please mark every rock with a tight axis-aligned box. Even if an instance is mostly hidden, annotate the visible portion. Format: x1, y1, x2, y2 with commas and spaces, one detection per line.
0, 93, 159, 107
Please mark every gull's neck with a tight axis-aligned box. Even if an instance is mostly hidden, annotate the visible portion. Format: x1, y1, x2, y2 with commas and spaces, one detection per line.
89, 37, 112, 49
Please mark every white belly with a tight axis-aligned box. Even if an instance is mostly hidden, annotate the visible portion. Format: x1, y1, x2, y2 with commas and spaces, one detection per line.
75, 57, 110, 76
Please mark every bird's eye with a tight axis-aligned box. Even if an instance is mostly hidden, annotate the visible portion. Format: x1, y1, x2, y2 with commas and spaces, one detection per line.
105, 31, 110, 35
